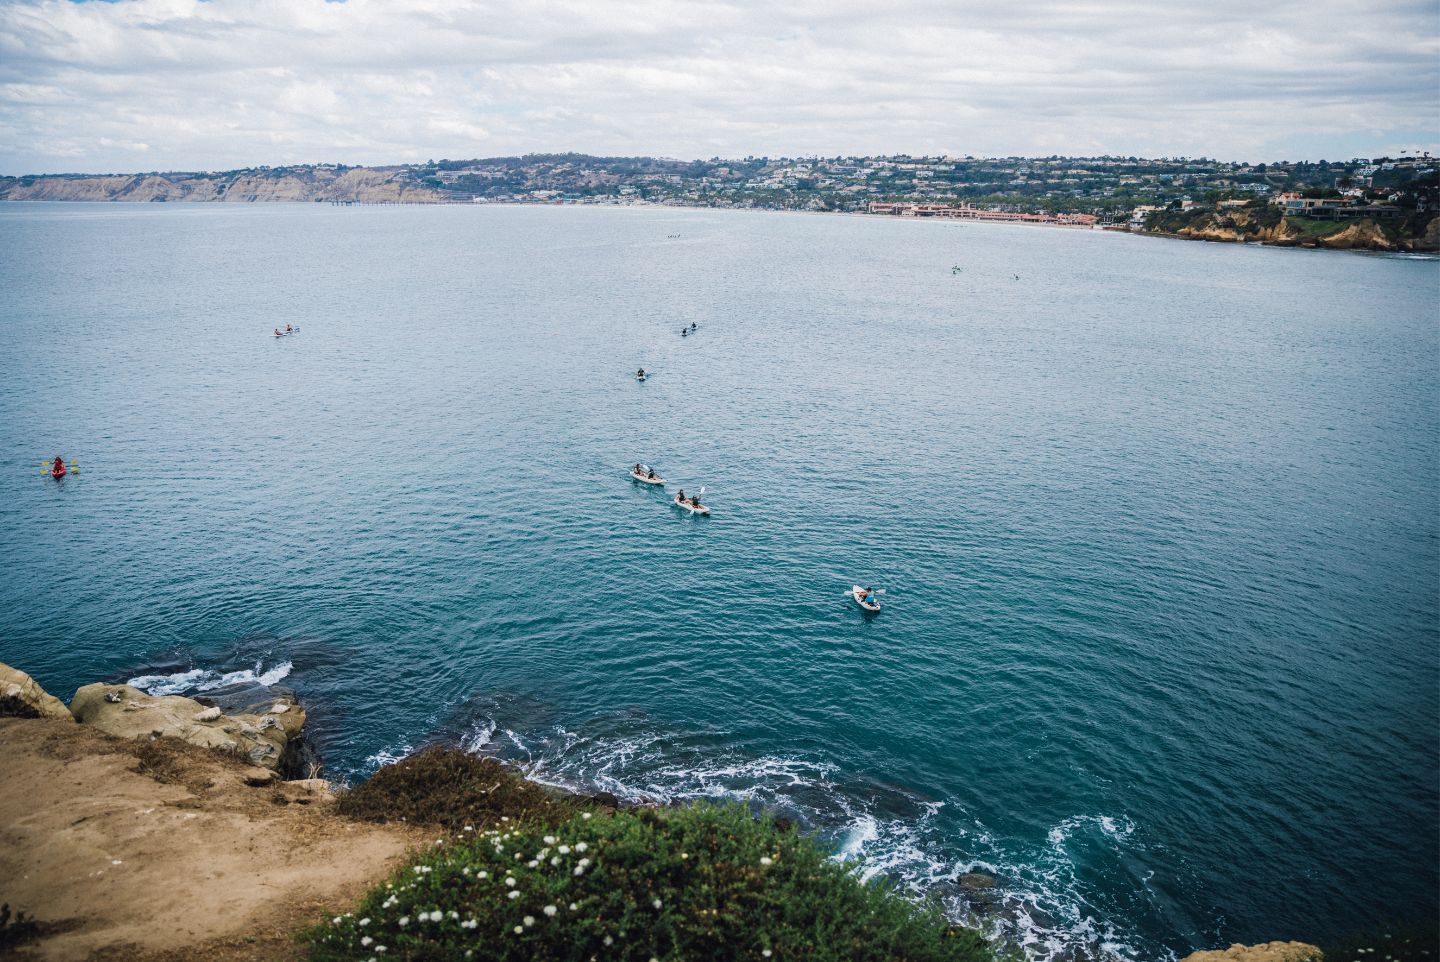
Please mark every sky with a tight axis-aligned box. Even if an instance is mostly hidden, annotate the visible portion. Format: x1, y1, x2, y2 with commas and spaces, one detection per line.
0, 0, 1437, 175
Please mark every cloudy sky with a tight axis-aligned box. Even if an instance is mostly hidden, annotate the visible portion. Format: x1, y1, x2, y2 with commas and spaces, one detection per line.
0, 0, 1436, 175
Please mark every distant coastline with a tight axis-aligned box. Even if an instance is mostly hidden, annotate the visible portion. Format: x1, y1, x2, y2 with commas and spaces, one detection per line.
3, 152, 1435, 256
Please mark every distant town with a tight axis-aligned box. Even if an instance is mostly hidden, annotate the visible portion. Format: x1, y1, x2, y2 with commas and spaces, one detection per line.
3, 152, 1436, 249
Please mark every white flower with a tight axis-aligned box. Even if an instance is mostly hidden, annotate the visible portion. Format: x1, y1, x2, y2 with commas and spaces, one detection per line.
376, 948, 387, 954
505, 876, 516, 887
575, 842, 588, 852
397, 917, 409, 927
573, 865, 586, 876
582, 812, 592, 819
523, 915, 535, 927
763, 951, 772, 958
513, 925, 523, 934
477, 871, 488, 879
578, 858, 591, 868
569, 902, 578, 911
527, 860, 539, 868
760, 857, 773, 866
359, 918, 370, 926
550, 856, 560, 866
604, 935, 613, 946
543, 835, 557, 845
543, 905, 557, 917
332, 917, 342, 924
449, 910, 459, 919
360, 936, 373, 947
465, 825, 474, 832
680, 853, 688, 860
507, 890, 521, 900
501, 816, 510, 822
653, 899, 663, 909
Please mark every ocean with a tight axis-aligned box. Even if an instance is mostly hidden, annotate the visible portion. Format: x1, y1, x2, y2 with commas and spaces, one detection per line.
1, 201, 1435, 960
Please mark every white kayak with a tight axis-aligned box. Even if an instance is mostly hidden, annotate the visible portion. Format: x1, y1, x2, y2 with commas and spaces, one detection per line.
852, 585, 881, 612
673, 495, 710, 516
631, 469, 665, 485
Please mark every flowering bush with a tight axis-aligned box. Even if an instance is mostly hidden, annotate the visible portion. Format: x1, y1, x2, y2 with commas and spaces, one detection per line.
305, 802, 994, 962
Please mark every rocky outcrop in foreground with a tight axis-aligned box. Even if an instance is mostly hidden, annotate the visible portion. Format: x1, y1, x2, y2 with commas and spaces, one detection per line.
1180, 941, 1323, 962
0, 663, 72, 721
69, 681, 306, 771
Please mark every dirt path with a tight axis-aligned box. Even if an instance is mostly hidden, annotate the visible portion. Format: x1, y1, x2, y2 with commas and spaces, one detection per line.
0, 718, 425, 961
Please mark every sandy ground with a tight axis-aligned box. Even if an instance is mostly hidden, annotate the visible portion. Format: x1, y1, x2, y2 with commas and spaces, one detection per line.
0, 718, 426, 962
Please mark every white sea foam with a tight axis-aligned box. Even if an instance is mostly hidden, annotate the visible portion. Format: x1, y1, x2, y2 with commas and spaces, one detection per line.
451, 715, 1171, 961
127, 660, 292, 696
365, 743, 413, 769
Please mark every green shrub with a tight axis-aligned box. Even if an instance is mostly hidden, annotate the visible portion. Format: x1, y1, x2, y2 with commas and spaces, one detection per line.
304, 802, 995, 962
336, 747, 582, 831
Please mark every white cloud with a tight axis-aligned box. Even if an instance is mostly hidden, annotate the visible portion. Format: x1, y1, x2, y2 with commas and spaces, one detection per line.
0, 0, 1435, 173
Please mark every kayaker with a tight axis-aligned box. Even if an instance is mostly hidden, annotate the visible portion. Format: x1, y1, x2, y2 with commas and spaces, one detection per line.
637, 368, 646, 378
675, 488, 685, 503
52, 456, 65, 475
647, 469, 657, 480
285, 323, 293, 333
689, 322, 696, 331
274, 327, 282, 336
863, 587, 878, 606
690, 493, 702, 507
634, 463, 644, 475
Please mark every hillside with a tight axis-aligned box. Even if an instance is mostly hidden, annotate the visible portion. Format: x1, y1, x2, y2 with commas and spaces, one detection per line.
0, 165, 443, 204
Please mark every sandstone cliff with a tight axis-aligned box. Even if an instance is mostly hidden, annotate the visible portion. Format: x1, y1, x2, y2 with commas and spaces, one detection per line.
0, 166, 445, 204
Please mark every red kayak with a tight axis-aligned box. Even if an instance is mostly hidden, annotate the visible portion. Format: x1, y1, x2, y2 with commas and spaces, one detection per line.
51, 466, 66, 479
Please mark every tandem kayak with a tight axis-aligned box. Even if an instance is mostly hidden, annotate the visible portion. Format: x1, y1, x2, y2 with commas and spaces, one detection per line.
673, 495, 710, 516
852, 585, 880, 612
631, 470, 665, 485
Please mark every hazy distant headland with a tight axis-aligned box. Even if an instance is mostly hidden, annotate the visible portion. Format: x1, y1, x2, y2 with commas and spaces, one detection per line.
3, 151, 1435, 251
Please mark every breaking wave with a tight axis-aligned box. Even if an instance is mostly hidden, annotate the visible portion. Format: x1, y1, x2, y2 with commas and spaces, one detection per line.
127, 659, 293, 696
448, 714, 1171, 962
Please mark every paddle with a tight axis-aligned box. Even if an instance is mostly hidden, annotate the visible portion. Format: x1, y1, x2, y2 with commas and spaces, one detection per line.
841, 588, 885, 598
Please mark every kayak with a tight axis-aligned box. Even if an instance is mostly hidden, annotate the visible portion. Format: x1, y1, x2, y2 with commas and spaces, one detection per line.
637, 374, 648, 382
51, 466, 66, 479
673, 495, 710, 516
631, 470, 665, 485
852, 585, 880, 612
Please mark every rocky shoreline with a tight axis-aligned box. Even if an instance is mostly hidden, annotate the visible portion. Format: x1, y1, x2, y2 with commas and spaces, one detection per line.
0, 662, 1327, 961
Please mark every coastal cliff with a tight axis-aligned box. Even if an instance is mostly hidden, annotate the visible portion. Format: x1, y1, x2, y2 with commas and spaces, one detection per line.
1141, 204, 1438, 252
0, 166, 445, 204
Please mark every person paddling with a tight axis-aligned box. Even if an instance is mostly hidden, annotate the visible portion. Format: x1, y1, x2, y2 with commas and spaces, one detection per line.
637, 368, 646, 378
285, 323, 293, 333
51, 456, 65, 477
274, 327, 282, 336
863, 587, 878, 606
634, 463, 644, 475
647, 468, 657, 480
675, 488, 685, 503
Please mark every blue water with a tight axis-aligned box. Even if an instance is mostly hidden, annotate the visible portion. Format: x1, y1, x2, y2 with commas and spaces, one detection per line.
1, 203, 1436, 960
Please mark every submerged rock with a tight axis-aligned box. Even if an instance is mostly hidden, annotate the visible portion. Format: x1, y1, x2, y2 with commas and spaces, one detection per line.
0, 662, 73, 721
1180, 941, 1323, 962
69, 683, 306, 772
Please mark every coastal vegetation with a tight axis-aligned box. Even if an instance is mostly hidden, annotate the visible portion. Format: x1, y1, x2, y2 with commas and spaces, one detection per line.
310, 757, 998, 962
